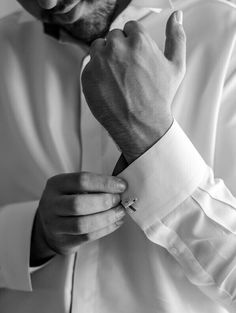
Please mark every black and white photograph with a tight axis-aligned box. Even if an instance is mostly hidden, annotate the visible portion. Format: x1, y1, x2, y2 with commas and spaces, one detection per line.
0, 0, 236, 312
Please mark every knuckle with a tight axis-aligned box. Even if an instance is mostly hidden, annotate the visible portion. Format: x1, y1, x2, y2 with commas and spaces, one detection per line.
103, 193, 113, 208
46, 175, 57, 188
125, 20, 138, 30
125, 21, 145, 36
78, 172, 90, 190
104, 193, 120, 208
46, 174, 64, 191
73, 219, 83, 234
107, 38, 124, 55
72, 196, 80, 214
108, 29, 120, 39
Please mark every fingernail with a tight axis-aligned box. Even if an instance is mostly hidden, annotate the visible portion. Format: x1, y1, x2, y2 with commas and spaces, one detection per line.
116, 179, 127, 192
175, 11, 183, 25
112, 194, 120, 206
116, 208, 126, 219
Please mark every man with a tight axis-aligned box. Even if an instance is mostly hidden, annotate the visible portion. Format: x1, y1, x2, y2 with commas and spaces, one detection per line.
0, 0, 236, 312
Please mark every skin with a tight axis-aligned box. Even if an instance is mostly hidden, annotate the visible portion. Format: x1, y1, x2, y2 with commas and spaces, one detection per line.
17, 0, 131, 43
82, 12, 186, 163
17, 0, 187, 265
31, 173, 128, 264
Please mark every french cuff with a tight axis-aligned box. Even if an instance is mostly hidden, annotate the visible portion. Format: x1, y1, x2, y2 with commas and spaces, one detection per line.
118, 120, 208, 231
0, 201, 39, 291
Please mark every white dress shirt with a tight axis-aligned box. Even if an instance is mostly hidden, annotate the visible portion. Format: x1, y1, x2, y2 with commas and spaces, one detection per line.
0, 0, 236, 312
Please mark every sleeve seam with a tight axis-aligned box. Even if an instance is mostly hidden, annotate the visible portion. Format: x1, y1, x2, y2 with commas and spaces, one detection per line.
146, 219, 235, 304
198, 186, 236, 211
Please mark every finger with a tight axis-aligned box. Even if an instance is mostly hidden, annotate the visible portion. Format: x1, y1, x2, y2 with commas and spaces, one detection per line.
164, 11, 186, 71
62, 220, 125, 250
84, 219, 124, 241
123, 20, 145, 40
57, 205, 126, 234
56, 193, 121, 216
90, 38, 106, 58
37, 0, 58, 9
48, 172, 127, 194
106, 29, 126, 47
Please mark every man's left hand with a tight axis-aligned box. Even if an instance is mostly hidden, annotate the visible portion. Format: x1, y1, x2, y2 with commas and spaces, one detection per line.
82, 11, 186, 164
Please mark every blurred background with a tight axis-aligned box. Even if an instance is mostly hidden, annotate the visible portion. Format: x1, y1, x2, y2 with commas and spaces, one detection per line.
0, 0, 235, 18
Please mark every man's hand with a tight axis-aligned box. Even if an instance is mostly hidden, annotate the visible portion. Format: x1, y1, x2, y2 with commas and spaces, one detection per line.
30, 172, 127, 266
82, 11, 186, 164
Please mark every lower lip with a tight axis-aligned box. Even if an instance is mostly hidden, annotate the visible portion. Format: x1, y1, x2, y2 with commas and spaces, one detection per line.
53, 2, 83, 24
52, 0, 82, 14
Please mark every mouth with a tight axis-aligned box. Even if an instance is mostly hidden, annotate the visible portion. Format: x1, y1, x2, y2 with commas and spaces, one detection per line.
50, 0, 82, 14
43, 0, 84, 24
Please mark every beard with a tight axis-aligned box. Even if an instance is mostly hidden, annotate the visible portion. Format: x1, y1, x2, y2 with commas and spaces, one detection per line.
61, 0, 118, 43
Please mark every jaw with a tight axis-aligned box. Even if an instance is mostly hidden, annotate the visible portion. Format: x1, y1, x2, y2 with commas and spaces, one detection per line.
63, 7, 116, 43
17, 0, 131, 44
42, 0, 118, 44
17, 0, 128, 44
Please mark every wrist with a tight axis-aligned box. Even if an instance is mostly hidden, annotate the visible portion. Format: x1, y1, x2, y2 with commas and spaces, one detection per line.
30, 210, 56, 267
122, 116, 174, 164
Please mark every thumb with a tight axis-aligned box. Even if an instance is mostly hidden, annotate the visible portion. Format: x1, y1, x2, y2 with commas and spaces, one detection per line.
164, 11, 186, 71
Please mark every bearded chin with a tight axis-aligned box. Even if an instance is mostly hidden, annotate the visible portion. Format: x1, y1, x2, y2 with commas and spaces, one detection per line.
64, 16, 111, 44
63, 1, 117, 44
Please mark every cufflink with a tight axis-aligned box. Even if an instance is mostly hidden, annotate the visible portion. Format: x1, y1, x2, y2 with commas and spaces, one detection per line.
122, 197, 138, 212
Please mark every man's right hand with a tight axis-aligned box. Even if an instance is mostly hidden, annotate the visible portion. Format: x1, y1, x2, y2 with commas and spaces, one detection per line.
30, 172, 127, 266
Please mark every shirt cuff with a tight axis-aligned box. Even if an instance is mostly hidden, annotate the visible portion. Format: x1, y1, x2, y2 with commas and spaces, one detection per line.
0, 201, 39, 291
118, 119, 208, 230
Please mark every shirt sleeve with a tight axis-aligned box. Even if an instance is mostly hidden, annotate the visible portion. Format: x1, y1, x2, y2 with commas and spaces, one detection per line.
118, 118, 236, 312
0, 201, 38, 291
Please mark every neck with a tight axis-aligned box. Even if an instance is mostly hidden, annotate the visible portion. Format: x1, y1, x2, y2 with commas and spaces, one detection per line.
112, 0, 132, 21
